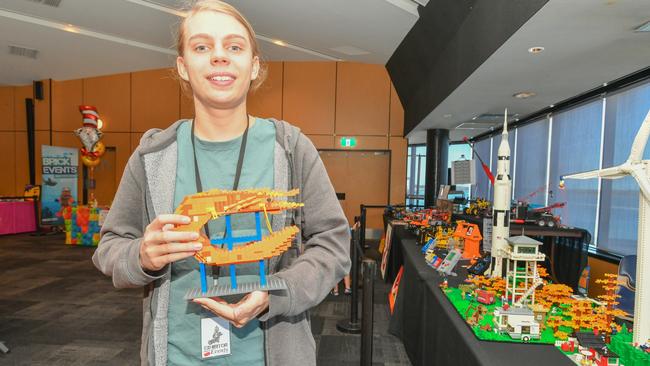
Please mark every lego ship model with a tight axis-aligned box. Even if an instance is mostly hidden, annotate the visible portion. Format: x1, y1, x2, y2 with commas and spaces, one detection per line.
174, 188, 303, 299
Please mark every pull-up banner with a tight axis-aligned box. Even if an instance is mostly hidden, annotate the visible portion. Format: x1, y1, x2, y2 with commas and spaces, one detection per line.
41, 145, 78, 226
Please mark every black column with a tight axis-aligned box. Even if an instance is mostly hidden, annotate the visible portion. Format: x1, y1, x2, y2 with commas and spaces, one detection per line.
424, 129, 448, 207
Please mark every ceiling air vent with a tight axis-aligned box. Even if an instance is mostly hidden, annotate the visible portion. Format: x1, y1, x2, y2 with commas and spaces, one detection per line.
8, 45, 39, 59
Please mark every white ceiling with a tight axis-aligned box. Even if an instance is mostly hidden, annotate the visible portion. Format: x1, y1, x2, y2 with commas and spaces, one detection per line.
409, 0, 650, 143
0, 0, 420, 85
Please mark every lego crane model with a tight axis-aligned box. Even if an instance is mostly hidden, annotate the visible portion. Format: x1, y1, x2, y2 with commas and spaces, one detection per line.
564, 109, 650, 346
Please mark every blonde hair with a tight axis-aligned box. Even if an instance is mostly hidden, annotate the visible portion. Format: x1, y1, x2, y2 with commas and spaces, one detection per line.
174, 0, 267, 96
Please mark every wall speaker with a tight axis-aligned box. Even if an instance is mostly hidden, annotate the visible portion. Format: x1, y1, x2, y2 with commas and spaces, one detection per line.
33, 81, 44, 100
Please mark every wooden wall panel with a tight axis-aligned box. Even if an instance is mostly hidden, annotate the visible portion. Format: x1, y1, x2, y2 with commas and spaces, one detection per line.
15, 131, 50, 195
319, 150, 389, 228
389, 83, 404, 137
94, 147, 116, 206
52, 79, 83, 132
347, 151, 389, 228
83, 73, 131, 132
52, 132, 83, 198
335, 62, 390, 136
131, 68, 180, 132
100, 133, 131, 193
283, 62, 336, 135
0, 132, 16, 196
587, 256, 619, 298
320, 151, 349, 225
34, 80, 50, 131
0, 87, 14, 131
180, 92, 194, 119
390, 137, 407, 204
306, 134, 334, 149
337, 136, 388, 150
13, 86, 32, 132
248, 62, 283, 120
131, 132, 144, 154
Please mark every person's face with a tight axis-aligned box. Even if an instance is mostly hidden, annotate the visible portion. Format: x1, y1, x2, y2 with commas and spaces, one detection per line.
177, 11, 259, 110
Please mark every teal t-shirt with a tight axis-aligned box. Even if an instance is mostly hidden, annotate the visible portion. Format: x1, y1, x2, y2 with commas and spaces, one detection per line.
167, 118, 275, 365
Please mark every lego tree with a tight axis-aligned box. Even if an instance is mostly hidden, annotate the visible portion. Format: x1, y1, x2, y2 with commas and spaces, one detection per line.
536, 265, 550, 280
536, 283, 574, 310
546, 315, 564, 333
595, 273, 628, 334
553, 330, 569, 341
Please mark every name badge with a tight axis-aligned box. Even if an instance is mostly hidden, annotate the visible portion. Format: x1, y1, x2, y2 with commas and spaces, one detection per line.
201, 316, 231, 359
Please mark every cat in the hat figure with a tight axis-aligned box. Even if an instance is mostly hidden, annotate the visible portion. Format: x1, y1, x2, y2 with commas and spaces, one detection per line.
75, 106, 105, 167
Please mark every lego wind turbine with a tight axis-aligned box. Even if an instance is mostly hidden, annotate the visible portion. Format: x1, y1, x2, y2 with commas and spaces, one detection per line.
489, 109, 512, 278
564, 109, 650, 346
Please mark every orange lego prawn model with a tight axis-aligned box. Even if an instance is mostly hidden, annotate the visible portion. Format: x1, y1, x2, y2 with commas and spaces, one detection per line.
175, 188, 303, 299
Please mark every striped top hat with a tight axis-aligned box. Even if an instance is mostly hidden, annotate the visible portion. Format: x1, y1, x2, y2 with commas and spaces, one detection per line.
79, 105, 99, 128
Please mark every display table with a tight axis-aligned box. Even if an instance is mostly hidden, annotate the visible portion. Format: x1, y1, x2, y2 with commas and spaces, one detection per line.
0, 201, 36, 235
387, 225, 573, 366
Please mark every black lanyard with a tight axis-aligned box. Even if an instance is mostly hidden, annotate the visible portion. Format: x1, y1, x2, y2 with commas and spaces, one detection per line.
190, 118, 249, 239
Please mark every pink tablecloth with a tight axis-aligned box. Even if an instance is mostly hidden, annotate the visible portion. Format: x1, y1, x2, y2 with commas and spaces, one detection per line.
0, 201, 36, 235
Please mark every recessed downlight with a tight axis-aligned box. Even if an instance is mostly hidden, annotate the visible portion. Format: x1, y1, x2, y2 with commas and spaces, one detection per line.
513, 91, 536, 99
528, 46, 544, 54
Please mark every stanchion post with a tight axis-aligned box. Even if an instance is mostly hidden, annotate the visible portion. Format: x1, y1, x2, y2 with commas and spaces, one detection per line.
336, 227, 362, 334
360, 259, 376, 366
360, 205, 367, 249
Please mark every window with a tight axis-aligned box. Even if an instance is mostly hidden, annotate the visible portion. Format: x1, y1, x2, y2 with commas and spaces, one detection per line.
406, 145, 426, 207
598, 80, 650, 255
549, 100, 603, 237
472, 138, 492, 199
513, 119, 549, 206
448, 143, 472, 199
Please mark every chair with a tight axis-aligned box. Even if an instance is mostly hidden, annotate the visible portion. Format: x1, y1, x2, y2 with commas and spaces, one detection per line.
615, 255, 636, 321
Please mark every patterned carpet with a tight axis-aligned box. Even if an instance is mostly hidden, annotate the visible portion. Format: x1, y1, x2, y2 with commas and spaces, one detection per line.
0, 233, 410, 365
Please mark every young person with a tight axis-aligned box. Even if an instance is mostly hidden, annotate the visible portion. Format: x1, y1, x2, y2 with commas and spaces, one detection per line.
92, 1, 351, 365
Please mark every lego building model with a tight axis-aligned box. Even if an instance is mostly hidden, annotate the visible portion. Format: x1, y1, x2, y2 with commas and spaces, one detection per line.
489, 110, 512, 278
564, 108, 650, 346
452, 221, 482, 259
492, 236, 545, 342
174, 188, 303, 299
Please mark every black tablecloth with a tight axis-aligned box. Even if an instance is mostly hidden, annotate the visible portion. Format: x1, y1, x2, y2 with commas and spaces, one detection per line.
387, 225, 574, 366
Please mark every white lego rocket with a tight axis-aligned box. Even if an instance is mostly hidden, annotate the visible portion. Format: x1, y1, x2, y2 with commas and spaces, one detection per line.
489, 109, 512, 278
564, 109, 650, 346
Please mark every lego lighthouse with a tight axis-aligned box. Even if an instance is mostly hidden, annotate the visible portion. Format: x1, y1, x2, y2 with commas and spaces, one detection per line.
489, 110, 512, 278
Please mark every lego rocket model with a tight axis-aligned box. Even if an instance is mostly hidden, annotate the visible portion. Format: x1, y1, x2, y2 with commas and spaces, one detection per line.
488, 110, 512, 278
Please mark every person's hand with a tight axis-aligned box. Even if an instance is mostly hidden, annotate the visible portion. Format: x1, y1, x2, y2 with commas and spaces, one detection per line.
193, 291, 269, 328
140, 214, 203, 271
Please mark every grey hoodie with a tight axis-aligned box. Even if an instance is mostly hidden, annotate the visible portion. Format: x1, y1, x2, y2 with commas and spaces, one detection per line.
92, 119, 351, 366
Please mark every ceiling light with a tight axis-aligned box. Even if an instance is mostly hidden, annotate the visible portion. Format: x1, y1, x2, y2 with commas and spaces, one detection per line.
634, 20, 650, 32
330, 46, 370, 56
513, 91, 536, 99
443, 114, 452, 118
63, 23, 78, 33
528, 46, 544, 54
272, 39, 287, 47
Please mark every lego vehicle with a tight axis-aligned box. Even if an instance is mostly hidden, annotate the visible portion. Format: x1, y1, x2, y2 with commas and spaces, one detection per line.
476, 289, 495, 305
493, 306, 541, 342
464, 198, 491, 217
511, 202, 565, 227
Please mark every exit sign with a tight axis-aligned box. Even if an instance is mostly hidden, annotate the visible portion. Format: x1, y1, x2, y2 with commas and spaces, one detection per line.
340, 137, 357, 148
